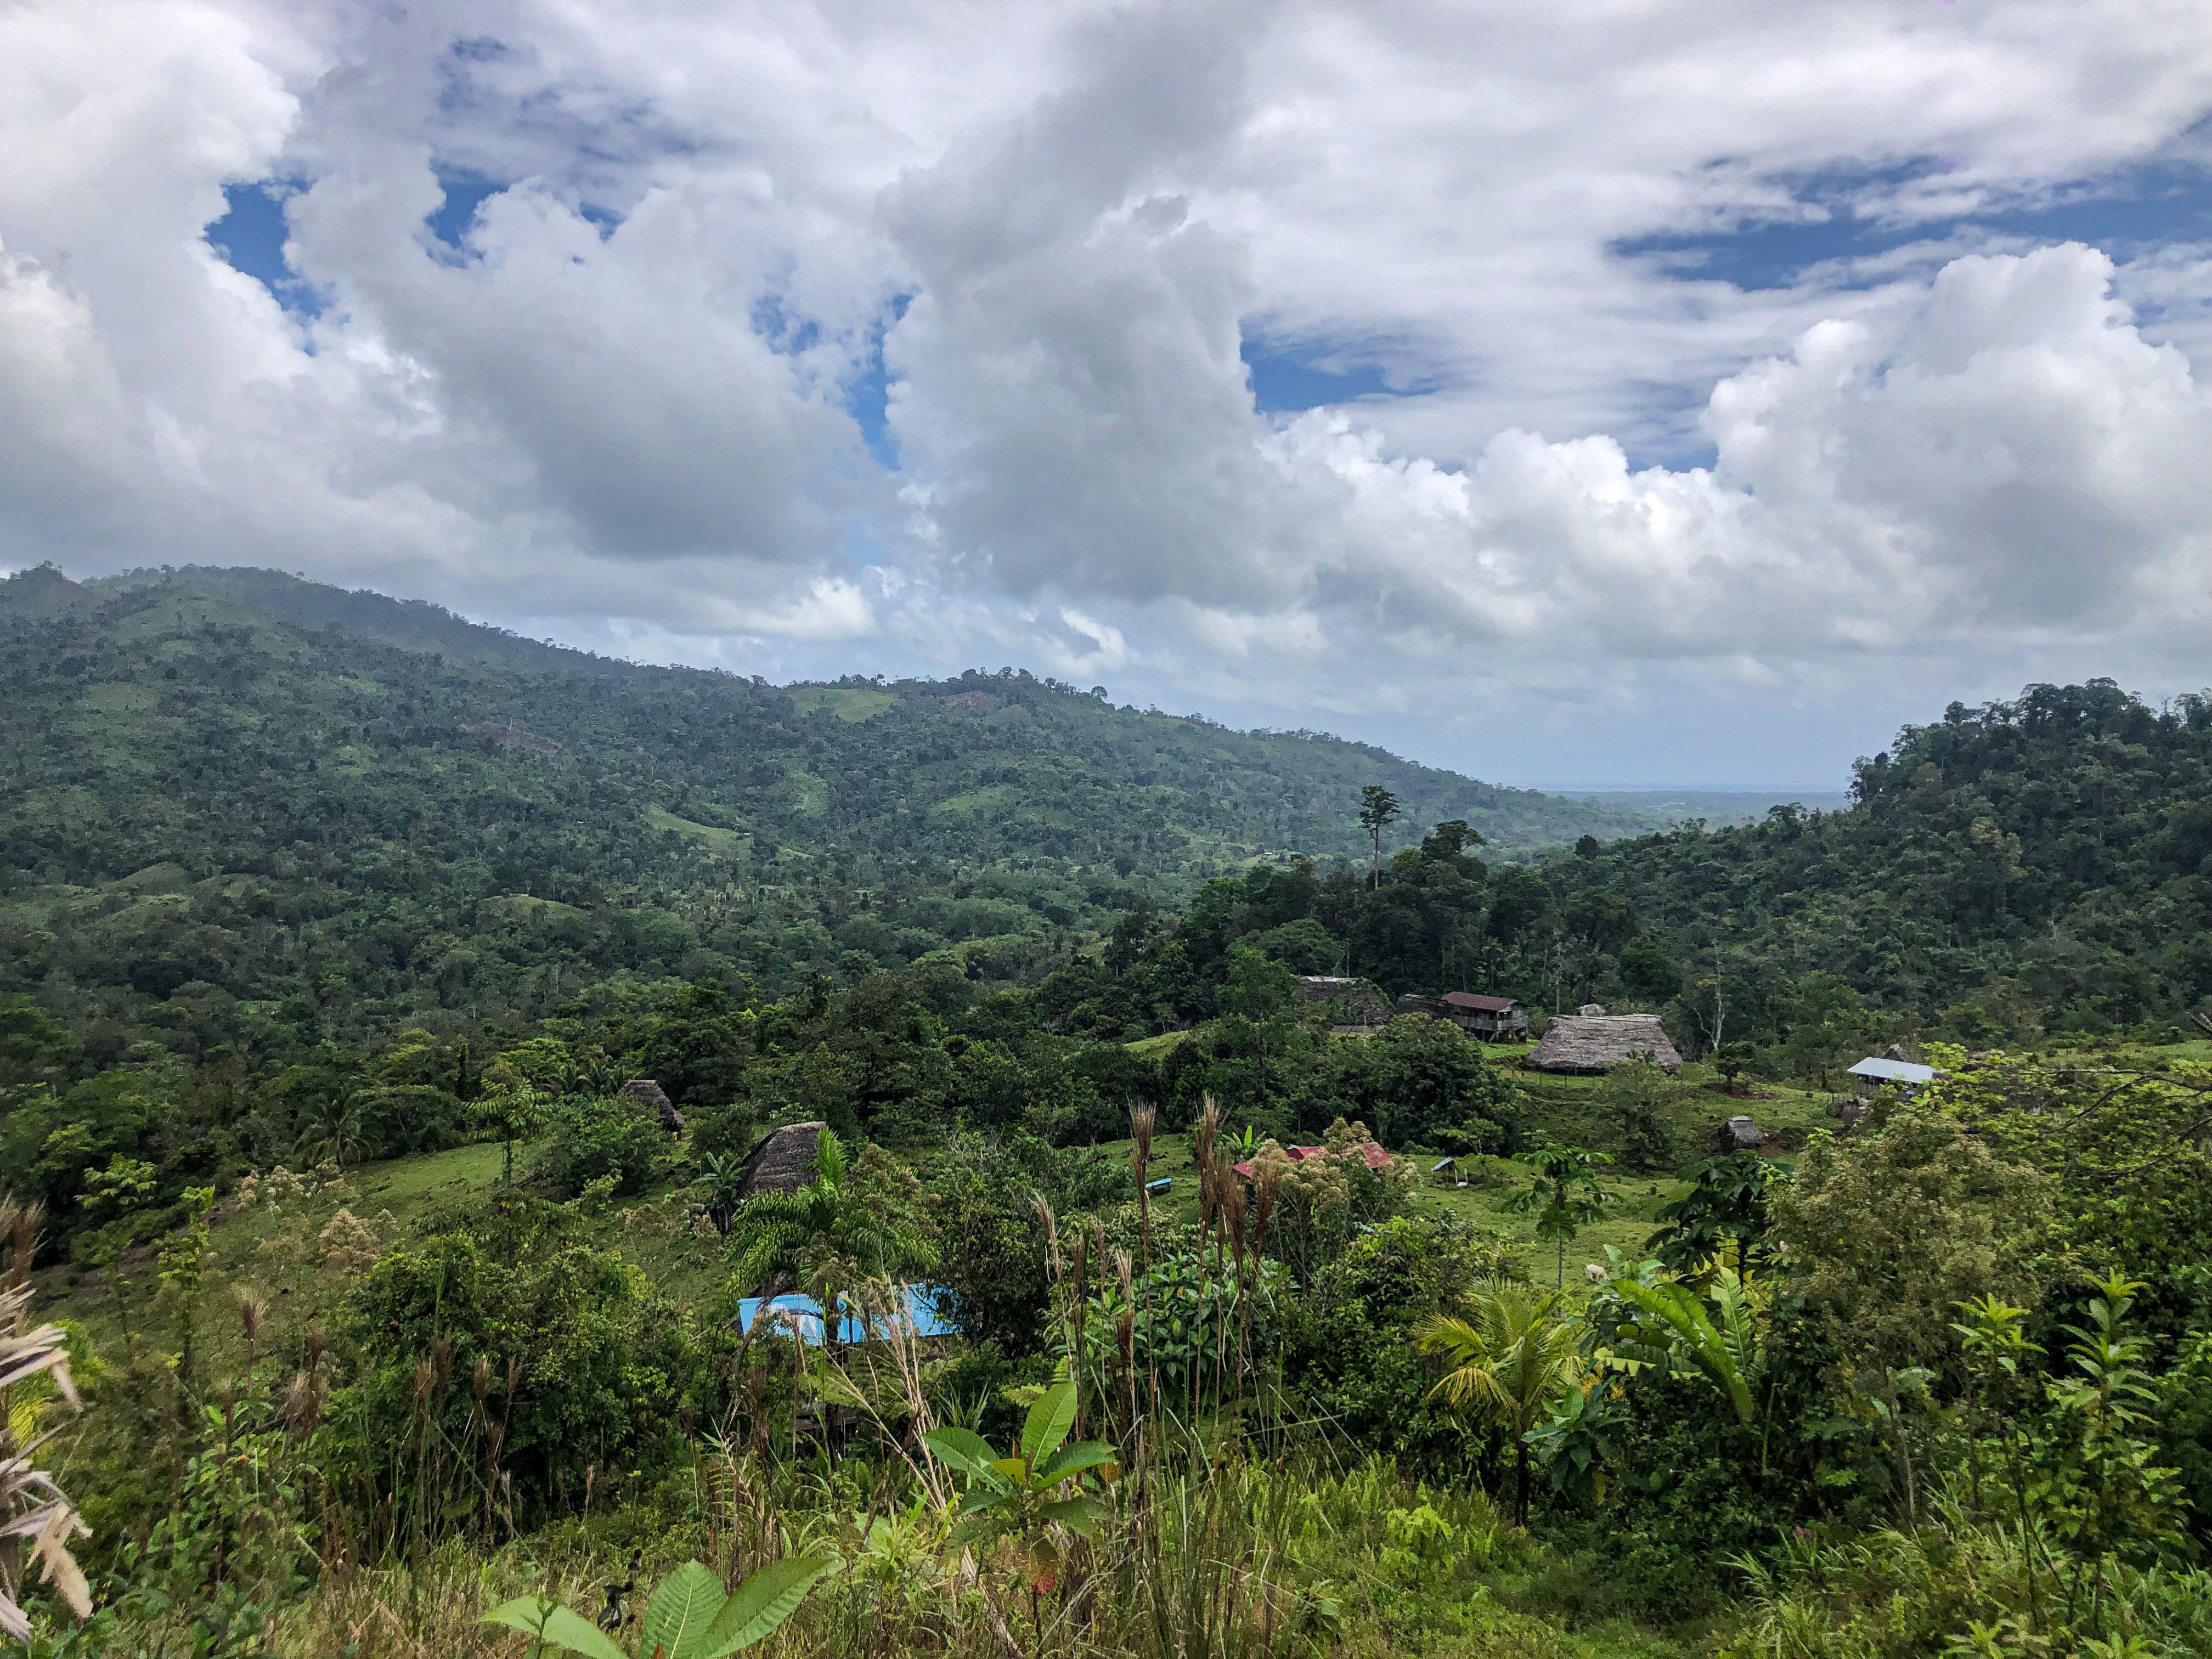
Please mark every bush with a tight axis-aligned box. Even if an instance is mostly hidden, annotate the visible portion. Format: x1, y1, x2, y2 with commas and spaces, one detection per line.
527, 1094, 668, 1198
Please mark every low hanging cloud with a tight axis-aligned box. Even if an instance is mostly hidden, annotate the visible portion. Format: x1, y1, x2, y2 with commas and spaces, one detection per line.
1, 0, 2209, 775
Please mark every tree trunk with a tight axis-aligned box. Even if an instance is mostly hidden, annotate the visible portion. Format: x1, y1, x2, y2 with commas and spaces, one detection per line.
1514, 1442, 1530, 1528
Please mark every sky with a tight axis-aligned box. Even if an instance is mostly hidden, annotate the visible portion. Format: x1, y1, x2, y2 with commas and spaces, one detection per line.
2, 1, 2209, 789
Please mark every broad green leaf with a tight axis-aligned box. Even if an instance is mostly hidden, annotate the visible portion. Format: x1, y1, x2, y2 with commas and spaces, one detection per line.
921, 1426, 996, 1479
1036, 1441, 1118, 1485
1020, 1379, 1077, 1468
703, 1554, 833, 1655
957, 1485, 1008, 1516
1039, 1494, 1104, 1538
642, 1561, 729, 1659
990, 1457, 1029, 1484
481, 1596, 629, 1659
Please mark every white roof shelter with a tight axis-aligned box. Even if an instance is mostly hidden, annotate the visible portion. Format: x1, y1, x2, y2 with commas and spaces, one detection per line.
1848, 1056, 1938, 1087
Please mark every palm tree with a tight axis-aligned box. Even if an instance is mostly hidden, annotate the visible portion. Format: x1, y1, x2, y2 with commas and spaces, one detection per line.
1415, 1281, 1581, 1526
294, 1092, 369, 1170
723, 1131, 933, 1300
469, 1084, 551, 1185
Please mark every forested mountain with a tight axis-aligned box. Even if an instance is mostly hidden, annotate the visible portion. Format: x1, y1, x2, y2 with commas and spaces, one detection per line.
0, 563, 1643, 1040
1555, 680, 2212, 1046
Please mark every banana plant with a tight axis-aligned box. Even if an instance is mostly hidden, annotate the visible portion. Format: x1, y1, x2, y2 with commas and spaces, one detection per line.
922, 1379, 1118, 1593
1604, 1264, 1767, 1429
481, 1554, 832, 1659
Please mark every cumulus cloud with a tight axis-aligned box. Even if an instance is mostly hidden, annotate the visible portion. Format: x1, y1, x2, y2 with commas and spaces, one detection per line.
1, 0, 2209, 778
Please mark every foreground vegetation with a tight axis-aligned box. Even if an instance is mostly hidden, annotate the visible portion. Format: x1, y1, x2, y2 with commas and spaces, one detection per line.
8, 1025, 2212, 1656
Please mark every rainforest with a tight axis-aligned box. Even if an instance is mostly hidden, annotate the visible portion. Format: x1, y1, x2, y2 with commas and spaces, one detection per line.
5, 565, 2212, 1658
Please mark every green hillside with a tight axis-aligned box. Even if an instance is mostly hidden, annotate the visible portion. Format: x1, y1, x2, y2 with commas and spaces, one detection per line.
0, 563, 1647, 1038
1548, 679, 2212, 1047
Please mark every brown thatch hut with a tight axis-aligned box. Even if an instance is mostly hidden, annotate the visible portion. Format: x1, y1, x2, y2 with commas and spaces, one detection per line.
734, 1121, 828, 1198
620, 1077, 685, 1136
1525, 1013, 1682, 1074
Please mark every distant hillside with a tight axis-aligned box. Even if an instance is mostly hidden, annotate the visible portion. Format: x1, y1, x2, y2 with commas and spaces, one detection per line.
1563, 788, 1855, 828
82, 564, 648, 678
1550, 680, 2212, 1041
0, 563, 1648, 1028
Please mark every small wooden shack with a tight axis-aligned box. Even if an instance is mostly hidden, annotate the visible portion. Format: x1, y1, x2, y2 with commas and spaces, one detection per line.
1396, 991, 1529, 1039
1525, 1010, 1683, 1073
1847, 1055, 1938, 1099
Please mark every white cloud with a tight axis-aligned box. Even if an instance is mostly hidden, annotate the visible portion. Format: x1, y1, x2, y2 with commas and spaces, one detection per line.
2, 0, 2210, 780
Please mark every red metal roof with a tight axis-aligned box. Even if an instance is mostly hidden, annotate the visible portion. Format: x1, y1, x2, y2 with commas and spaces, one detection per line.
1441, 992, 1520, 1012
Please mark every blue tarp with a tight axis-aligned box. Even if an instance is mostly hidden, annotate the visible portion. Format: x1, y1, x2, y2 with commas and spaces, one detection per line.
1144, 1177, 1172, 1194
735, 1284, 961, 1346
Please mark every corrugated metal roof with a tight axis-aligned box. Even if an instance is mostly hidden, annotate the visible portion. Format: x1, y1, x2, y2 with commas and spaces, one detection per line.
1441, 992, 1519, 1012
735, 1285, 960, 1345
1848, 1057, 1938, 1085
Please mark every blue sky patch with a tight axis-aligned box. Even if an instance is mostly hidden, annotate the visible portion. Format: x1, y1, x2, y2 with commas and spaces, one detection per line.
846, 294, 911, 469
1241, 337, 1407, 412
426, 166, 508, 257
1616, 157, 2212, 291
205, 181, 323, 319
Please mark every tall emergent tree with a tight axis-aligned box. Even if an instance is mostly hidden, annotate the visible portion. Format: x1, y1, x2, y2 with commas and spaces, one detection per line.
1358, 785, 1403, 888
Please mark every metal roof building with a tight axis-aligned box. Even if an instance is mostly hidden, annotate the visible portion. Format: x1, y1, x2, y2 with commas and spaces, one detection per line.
1847, 1057, 1938, 1087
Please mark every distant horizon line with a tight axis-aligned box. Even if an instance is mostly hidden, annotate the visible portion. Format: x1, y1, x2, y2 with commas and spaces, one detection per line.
1519, 783, 1852, 797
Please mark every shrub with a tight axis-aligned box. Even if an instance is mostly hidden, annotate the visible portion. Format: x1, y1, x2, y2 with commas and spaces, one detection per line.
528, 1094, 668, 1199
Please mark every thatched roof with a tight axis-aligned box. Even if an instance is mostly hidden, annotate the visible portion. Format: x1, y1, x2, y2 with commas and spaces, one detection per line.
620, 1077, 684, 1133
1526, 1013, 1682, 1073
735, 1121, 827, 1198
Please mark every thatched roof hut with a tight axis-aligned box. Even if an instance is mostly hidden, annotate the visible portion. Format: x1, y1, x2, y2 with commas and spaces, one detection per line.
1525, 1013, 1682, 1073
735, 1121, 827, 1198
620, 1077, 684, 1135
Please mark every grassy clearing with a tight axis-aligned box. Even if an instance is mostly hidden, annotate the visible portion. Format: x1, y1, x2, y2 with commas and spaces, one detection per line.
785, 685, 899, 721
930, 783, 1017, 817
479, 893, 588, 921
644, 804, 750, 853
77, 682, 159, 713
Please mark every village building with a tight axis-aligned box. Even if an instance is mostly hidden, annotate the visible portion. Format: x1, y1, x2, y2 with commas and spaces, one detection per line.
735, 1284, 960, 1346
732, 1119, 828, 1198
1525, 1007, 1683, 1073
1847, 1055, 1939, 1097
1293, 975, 1393, 1026
619, 1076, 685, 1136
1395, 991, 1530, 1039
